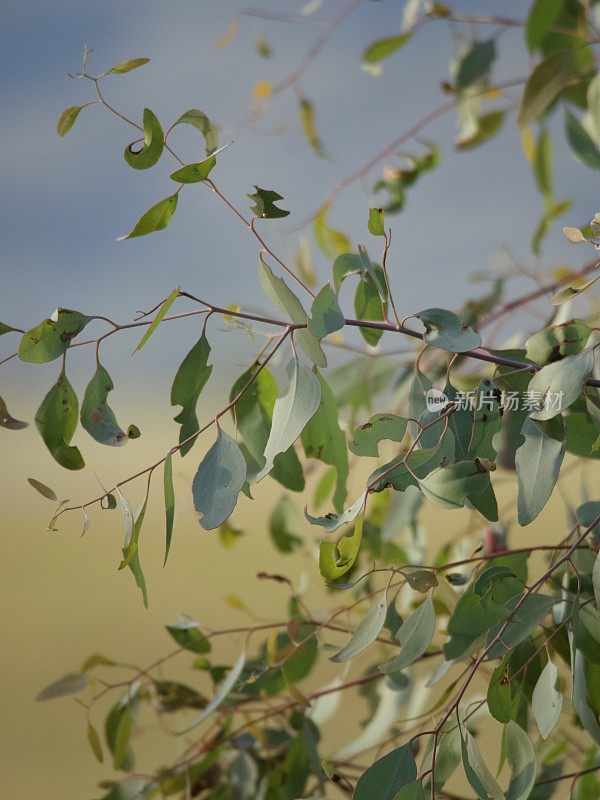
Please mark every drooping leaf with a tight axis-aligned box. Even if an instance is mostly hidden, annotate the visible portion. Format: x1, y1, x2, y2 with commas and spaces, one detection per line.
173, 108, 218, 156
485, 592, 556, 658
192, 428, 247, 530
163, 451, 175, 566
368, 207, 386, 236
380, 594, 435, 673
332, 253, 363, 292
525, 0, 562, 52
300, 373, 348, 512
588, 73, 600, 145
299, 96, 326, 157
36, 672, 89, 701
460, 727, 504, 800
57, 103, 92, 136
176, 650, 246, 734
19, 308, 90, 363
0, 396, 28, 430
455, 39, 496, 91
313, 206, 351, 262
518, 51, 574, 127
258, 256, 326, 367
487, 660, 512, 723
35, 369, 84, 470
528, 347, 594, 420
565, 110, 600, 170
109, 57, 150, 74
112, 707, 132, 770
269, 495, 303, 553
515, 416, 565, 525
532, 660, 562, 739
354, 271, 387, 346
350, 414, 407, 457
248, 186, 290, 219
466, 379, 502, 461
256, 357, 321, 481
87, 720, 104, 763
80, 364, 132, 446
123, 108, 164, 170
330, 590, 387, 662
418, 459, 497, 520
117, 194, 178, 240
362, 33, 412, 66
133, 287, 179, 351
415, 308, 481, 353
354, 743, 417, 800
505, 720, 537, 800
171, 332, 213, 456
308, 283, 345, 339
166, 615, 211, 654
27, 477, 58, 501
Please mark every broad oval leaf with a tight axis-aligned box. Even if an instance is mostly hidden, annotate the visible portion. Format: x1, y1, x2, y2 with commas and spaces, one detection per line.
124, 108, 164, 170
505, 720, 537, 800
57, 103, 92, 136
349, 414, 407, 457
118, 194, 178, 240
35, 369, 85, 470
170, 157, 216, 183
354, 743, 417, 800
532, 660, 562, 739
81, 364, 132, 446
415, 308, 481, 353
163, 451, 175, 566
379, 595, 435, 673
19, 308, 90, 363
173, 108, 218, 156
305, 492, 365, 533
518, 51, 574, 127
362, 33, 412, 66
525, 320, 591, 364
528, 347, 595, 420
256, 357, 321, 481
330, 591, 387, 662
193, 429, 247, 529
166, 615, 211, 654
515, 416, 565, 525
308, 283, 345, 339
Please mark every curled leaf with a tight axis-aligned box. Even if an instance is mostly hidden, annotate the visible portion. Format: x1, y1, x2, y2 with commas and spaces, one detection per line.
123, 108, 164, 170
0, 396, 28, 430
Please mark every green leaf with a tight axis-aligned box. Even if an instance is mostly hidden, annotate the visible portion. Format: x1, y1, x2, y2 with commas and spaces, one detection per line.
533, 128, 553, 198
550, 274, 600, 305
485, 593, 556, 658
419, 459, 497, 520
532, 660, 562, 739
80, 364, 131, 446
313, 206, 351, 262
119, 494, 149, 608
518, 51, 574, 127
319, 513, 364, 581
516, 416, 565, 525
113, 707, 132, 770
176, 650, 246, 734
163, 451, 175, 566
87, 720, 104, 763
460, 727, 504, 800
455, 110, 505, 150
331, 590, 387, 662
109, 57, 150, 74
248, 186, 290, 218
134, 287, 179, 351
505, 720, 537, 800
380, 595, 435, 673
332, 253, 364, 292
403, 569, 438, 593
362, 33, 412, 66
368, 207, 386, 236
300, 373, 348, 513
466, 379, 502, 461
308, 283, 345, 339
0, 397, 28, 430
306, 492, 365, 533
35, 369, 84, 470
565, 110, 600, 169
354, 272, 387, 346
299, 96, 326, 157
588, 73, 600, 145
258, 256, 326, 367
57, 104, 92, 136
123, 108, 164, 170
0, 321, 16, 336
487, 660, 512, 723
257, 357, 321, 481
393, 781, 425, 800
354, 744, 417, 800
27, 477, 58, 501
525, 0, 562, 52
166, 615, 211, 654
415, 308, 481, 353
455, 39, 495, 91
170, 157, 216, 183
526, 320, 591, 364
118, 194, 178, 240
173, 109, 218, 156
350, 414, 407, 457
528, 347, 594, 420
192, 429, 247, 530
171, 332, 213, 456
269, 495, 303, 553
19, 308, 90, 363
36, 672, 89, 701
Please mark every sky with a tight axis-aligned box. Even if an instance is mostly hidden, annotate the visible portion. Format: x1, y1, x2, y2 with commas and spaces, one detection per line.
1, 2, 600, 798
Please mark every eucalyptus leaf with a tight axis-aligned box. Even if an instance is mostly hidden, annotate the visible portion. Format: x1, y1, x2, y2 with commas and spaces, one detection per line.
109, 57, 150, 74
123, 108, 164, 170
415, 308, 481, 353
0, 396, 28, 430
193, 429, 247, 530
363, 34, 412, 66
308, 283, 345, 339
248, 186, 290, 219
133, 287, 179, 351
330, 591, 387, 662
171, 332, 213, 456
354, 744, 417, 800
57, 103, 92, 136
505, 720, 537, 800
35, 369, 84, 470
518, 51, 574, 127
379, 595, 435, 673
528, 347, 594, 421
532, 660, 562, 739
80, 364, 131, 446
176, 650, 246, 734
36, 672, 89, 701
173, 108, 218, 156
27, 477, 58, 501
118, 194, 178, 240
19, 308, 90, 363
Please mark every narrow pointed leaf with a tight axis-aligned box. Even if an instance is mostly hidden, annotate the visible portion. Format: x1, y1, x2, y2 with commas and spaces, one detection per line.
171, 332, 213, 456
330, 591, 387, 662
170, 157, 216, 183
380, 595, 435, 673
176, 650, 246, 734
0, 396, 28, 430
118, 194, 178, 240
27, 478, 58, 501
57, 103, 92, 136
36, 672, 89, 701
134, 287, 179, 352
109, 57, 150, 74
163, 451, 175, 566
505, 720, 537, 800
363, 34, 412, 66
518, 51, 574, 127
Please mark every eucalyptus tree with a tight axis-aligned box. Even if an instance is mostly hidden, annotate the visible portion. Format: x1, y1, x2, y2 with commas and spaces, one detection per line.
6, 1, 600, 798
